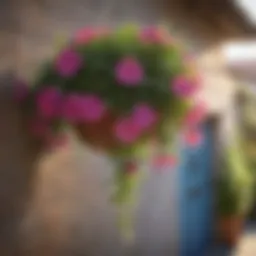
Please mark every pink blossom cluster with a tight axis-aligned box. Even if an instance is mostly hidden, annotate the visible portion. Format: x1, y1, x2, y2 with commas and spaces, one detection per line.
14, 80, 159, 145
34, 87, 159, 145
152, 155, 178, 170
74, 26, 170, 46
73, 27, 110, 45
139, 27, 169, 44
13, 26, 203, 151
114, 103, 158, 143
183, 101, 207, 147
31, 88, 108, 146
171, 75, 199, 98
170, 73, 205, 148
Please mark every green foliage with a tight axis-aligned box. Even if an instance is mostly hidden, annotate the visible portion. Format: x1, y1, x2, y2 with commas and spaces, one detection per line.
216, 141, 254, 217
30, 26, 195, 153
35, 28, 186, 114
237, 89, 256, 218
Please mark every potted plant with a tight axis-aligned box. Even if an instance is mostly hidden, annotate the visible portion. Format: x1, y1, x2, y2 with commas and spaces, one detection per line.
13, 25, 205, 241
237, 89, 256, 221
216, 142, 253, 246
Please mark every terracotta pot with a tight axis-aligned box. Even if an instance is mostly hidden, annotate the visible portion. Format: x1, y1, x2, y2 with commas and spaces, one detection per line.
76, 112, 157, 151
76, 113, 121, 150
217, 216, 244, 246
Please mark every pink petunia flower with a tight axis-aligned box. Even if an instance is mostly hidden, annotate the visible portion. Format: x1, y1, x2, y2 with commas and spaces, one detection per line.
78, 95, 106, 122
184, 102, 207, 127
115, 57, 144, 86
62, 94, 106, 123
152, 155, 178, 170
171, 76, 198, 98
74, 27, 109, 44
184, 128, 203, 147
55, 49, 83, 77
114, 117, 142, 144
139, 27, 167, 44
13, 79, 29, 102
74, 28, 98, 44
36, 87, 62, 119
132, 103, 158, 129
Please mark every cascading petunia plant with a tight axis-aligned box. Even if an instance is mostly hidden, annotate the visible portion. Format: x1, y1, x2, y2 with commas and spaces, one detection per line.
13, 25, 207, 241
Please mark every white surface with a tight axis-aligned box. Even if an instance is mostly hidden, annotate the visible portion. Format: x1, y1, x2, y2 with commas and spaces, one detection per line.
223, 42, 256, 81
224, 41, 256, 63
235, 0, 256, 24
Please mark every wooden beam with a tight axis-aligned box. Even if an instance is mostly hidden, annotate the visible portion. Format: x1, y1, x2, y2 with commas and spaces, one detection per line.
164, 0, 256, 44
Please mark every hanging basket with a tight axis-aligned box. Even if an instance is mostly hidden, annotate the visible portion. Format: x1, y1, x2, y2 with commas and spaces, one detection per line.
13, 25, 206, 242
14, 25, 203, 153
75, 112, 158, 152
76, 112, 118, 149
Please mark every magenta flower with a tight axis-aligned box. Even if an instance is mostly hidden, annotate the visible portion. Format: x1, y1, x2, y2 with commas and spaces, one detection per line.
74, 28, 97, 45
13, 79, 29, 102
184, 128, 203, 147
74, 27, 109, 44
139, 27, 167, 44
152, 155, 178, 170
184, 102, 207, 127
113, 103, 157, 143
171, 76, 198, 98
62, 94, 106, 123
132, 103, 158, 129
114, 117, 142, 144
115, 57, 144, 86
36, 87, 62, 119
78, 94, 106, 122
55, 49, 82, 77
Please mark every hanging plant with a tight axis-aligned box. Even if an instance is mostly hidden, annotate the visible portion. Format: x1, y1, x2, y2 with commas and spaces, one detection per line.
14, 25, 205, 241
